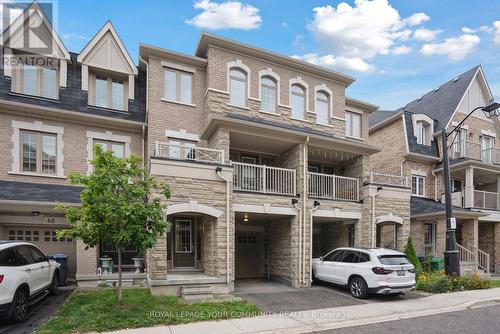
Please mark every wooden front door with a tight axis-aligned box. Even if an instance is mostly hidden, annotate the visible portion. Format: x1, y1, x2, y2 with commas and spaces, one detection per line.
173, 219, 195, 268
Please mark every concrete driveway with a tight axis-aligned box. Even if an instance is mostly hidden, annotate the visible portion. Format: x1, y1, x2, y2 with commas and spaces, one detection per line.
234, 279, 422, 313
0, 286, 74, 334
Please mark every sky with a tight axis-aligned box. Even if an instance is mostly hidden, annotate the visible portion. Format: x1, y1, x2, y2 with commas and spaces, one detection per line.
48, 0, 500, 110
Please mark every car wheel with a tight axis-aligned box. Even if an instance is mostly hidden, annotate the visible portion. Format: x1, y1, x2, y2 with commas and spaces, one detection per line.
10, 288, 28, 323
349, 277, 368, 299
49, 273, 59, 296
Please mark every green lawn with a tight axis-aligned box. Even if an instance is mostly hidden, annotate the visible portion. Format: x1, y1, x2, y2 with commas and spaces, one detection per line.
38, 288, 260, 334
491, 279, 500, 288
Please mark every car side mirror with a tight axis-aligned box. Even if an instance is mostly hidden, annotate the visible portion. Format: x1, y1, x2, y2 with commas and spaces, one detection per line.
319, 256, 324, 262
47, 255, 55, 261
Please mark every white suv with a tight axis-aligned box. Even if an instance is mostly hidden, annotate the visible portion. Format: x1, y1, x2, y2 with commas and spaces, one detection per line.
0, 241, 60, 322
312, 247, 416, 299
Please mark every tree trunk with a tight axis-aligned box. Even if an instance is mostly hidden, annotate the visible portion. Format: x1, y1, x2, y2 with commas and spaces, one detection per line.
117, 248, 123, 302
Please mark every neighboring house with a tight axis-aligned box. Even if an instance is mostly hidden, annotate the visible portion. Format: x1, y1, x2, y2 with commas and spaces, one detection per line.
0, 3, 145, 280
139, 34, 411, 295
370, 65, 500, 275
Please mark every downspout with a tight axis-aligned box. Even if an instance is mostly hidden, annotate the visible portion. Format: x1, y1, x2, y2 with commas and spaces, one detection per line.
309, 201, 320, 283
302, 136, 309, 284
292, 199, 301, 284
431, 170, 438, 200
139, 56, 149, 169
371, 187, 382, 248
216, 167, 231, 284
400, 159, 406, 179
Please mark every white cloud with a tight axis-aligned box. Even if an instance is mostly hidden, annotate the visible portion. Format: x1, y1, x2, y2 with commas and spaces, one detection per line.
401, 12, 429, 26
301, 0, 429, 72
413, 28, 442, 41
62, 33, 90, 42
292, 53, 374, 73
186, 0, 261, 30
420, 34, 480, 61
494, 21, 500, 45
462, 25, 493, 34
391, 45, 412, 55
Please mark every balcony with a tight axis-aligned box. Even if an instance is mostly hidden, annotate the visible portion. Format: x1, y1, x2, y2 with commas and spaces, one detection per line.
308, 172, 359, 201
450, 140, 500, 164
473, 190, 500, 210
368, 171, 408, 187
155, 141, 225, 164
232, 161, 296, 196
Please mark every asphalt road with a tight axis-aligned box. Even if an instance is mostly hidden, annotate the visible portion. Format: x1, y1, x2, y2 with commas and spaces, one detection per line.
0, 287, 73, 334
317, 304, 500, 334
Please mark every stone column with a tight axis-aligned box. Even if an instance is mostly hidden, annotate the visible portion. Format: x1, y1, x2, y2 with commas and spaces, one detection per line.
461, 219, 479, 249
496, 176, 500, 209
495, 222, 500, 273
76, 239, 98, 277
146, 234, 168, 280
464, 167, 474, 208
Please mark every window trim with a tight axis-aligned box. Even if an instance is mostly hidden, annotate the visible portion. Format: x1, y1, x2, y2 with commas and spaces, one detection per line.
163, 68, 194, 105
88, 72, 129, 111
15, 64, 59, 100
315, 89, 331, 125
411, 174, 426, 197
20, 130, 58, 175
229, 67, 248, 107
258, 68, 280, 112
226, 59, 251, 101
259, 75, 278, 114
290, 83, 307, 120
11, 120, 64, 178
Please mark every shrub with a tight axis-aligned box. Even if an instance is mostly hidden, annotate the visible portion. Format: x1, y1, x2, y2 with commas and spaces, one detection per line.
404, 236, 422, 274
416, 270, 490, 293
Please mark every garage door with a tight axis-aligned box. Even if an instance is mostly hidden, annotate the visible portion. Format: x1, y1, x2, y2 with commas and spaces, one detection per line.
3, 226, 77, 278
235, 233, 263, 278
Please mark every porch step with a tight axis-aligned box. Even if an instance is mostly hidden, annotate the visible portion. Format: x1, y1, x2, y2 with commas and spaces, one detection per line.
181, 285, 214, 302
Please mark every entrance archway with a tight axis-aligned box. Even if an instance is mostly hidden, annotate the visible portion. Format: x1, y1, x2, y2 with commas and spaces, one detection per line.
375, 214, 404, 249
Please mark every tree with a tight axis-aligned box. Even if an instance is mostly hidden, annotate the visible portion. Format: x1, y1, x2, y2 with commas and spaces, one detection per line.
57, 145, 171, 302
404, 236, 422, 275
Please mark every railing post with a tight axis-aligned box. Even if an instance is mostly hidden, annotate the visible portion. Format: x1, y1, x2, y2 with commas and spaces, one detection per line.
293, 170, 297, 195
370, 171, 373, 184
155, 141, 159, 156
262, 165, 267, 193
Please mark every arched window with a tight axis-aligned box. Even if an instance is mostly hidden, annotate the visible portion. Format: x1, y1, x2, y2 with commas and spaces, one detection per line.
229, 68, 247, 107
316, 91, 329, 125
291, 84, 306, 119
260, 76, 277, 113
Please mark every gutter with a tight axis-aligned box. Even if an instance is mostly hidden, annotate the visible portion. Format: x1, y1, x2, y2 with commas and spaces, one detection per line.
309, 201, 320, 283
139, 56, 149, 167
302, 137, 309, 284
432, 170, 438, 200
293, 199, 302, 284
216, 167, 231, 285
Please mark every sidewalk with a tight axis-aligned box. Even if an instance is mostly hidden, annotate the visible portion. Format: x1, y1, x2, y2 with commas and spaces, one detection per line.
99, 288, 500, 334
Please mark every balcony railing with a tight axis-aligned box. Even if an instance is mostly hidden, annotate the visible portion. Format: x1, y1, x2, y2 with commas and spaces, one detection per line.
232, 162, 296, 196
155, 141, 225, 164
308, 172, 359, 201
473, 190, 500, 210
450, 140, 500, 164
369, 171, 408, 187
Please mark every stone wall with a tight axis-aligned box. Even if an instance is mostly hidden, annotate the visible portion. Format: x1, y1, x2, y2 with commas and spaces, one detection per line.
267, 220, 292, 281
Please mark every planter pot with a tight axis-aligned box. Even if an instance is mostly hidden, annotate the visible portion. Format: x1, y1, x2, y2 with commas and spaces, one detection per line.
132, 257, 144, 273
100, 257, 112, 274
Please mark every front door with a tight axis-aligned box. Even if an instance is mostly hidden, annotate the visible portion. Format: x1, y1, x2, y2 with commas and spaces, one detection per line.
173, 219, 195, 268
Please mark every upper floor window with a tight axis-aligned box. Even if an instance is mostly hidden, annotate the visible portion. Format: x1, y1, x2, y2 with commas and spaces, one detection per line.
20, 65, 58, 99
91, 74, 128, 111
164, 69, 193, 104
316, 91, 330, 125
481, 135, 495, 163
291, 84, 306, 120
345, 111, 361, 138
452, 128, 467, 157
229, 68, 247, 107
416, 121, 431, 145
21, 130, 57, 175
260, 76, 277, 113
411, 175, 425, 197
94, 140, 125, 159
168, 140, 196, 160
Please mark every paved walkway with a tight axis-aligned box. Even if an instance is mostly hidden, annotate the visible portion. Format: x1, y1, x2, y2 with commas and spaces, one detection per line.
98, 288, 500, 334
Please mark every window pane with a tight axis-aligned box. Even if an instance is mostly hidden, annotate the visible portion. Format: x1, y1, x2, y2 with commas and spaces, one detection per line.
291, 85, 305, 119
42, 134, 56, 174
230, 69, 246, 79
42, 67, 57, 99
23, 65, 38, 96
412, 176, 417, 195
169, 141, 181, 159
112, 79, 124, 110
15, 245, 34, 266
345, 113, 352, 136
175, 220, 192, 253
230, 77, 246, 106
180, 73, 192, 103
22, 131, 38, 172
111, 143, 125, 158
165, 70, 176, 100
352, 113, 361, 137
261, 80, 276, 113
95, 76, 108, 108
418, 177, 424, 196
316, 94, 329, 124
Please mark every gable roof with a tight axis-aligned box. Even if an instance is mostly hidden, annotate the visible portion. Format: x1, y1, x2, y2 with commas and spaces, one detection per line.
1, 1, 70, 60
77, 21, 137, 75
411, 196, 486, 218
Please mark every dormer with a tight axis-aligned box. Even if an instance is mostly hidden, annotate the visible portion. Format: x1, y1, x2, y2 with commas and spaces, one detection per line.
77, 21, 137, 111
412, 114, 434, 145
1, 1, 71, 99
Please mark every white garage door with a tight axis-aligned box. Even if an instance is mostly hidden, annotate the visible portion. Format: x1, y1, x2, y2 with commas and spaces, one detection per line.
3, 226, 77, 278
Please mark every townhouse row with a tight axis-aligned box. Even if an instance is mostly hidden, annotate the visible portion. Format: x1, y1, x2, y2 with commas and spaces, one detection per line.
1, 2, 497, 296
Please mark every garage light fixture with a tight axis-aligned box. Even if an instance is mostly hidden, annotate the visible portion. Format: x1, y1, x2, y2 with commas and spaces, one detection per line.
31, 211, 41, 216
243, 214, 248, 222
